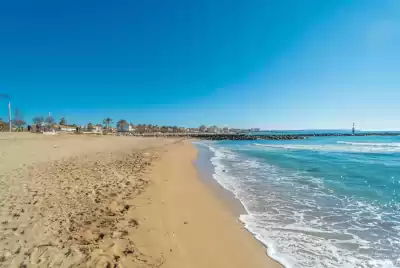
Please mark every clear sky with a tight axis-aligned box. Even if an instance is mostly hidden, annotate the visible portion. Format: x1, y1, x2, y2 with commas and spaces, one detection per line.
0, 0, 399, 130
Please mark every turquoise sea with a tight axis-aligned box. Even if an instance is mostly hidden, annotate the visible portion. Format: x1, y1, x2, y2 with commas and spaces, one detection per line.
196, 135, 400, 268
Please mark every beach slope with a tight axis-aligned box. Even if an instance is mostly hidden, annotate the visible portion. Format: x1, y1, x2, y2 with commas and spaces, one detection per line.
0, 133, 280, 267
130, 140, 281, 268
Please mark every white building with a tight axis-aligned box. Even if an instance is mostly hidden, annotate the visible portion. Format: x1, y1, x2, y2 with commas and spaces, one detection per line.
92, 125, 103, 133
188, 128, 200, 133
60, 126, 76, 132
207, 126, 219, 133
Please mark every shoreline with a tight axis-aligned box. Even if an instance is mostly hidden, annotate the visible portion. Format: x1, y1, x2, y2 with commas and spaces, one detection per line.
0, 133, 281, 267
193, 141, 247, 217
131, 139, 282, 268
191, 137, 400, 268
193, 141, 289, 268
193, 140, 284, 267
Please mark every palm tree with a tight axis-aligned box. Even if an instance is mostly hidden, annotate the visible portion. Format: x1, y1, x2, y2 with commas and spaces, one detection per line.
103, 118, 113, 129
87, 122, 94, 130
117, 119, 127, 131
59, 118, 66, 126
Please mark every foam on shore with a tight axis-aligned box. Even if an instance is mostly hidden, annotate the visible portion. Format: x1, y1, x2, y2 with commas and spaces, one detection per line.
195, 140, 399, 268
193, 141, 291, 268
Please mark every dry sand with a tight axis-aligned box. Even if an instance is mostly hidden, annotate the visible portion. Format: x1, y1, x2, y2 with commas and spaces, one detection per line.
0, 133, 281, 268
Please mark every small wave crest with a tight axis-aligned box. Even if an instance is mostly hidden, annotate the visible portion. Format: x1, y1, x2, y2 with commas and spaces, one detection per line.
337, 141, 400, 147
253, 143, 400, 153
195, 141, 400, 268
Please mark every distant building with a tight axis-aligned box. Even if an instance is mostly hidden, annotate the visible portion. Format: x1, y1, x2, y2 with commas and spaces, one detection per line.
93, 125, 103, 133
207, 126, 219, 133
188, 128, 199, 133
199, 125, 207, 132
229, 128, 244, 133
59, 125, 76, 132
117, 124, 130, 132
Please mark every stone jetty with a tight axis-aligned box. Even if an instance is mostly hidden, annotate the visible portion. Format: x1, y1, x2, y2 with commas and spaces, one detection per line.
190, 132, 400, 140
188, 134, 306, 140
129, 132, 400, 140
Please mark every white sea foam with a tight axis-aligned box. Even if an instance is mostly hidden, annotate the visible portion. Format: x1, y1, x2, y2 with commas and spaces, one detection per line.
337, 141, 400, 147
196, 141, 400, 268
253, 143, 400, 153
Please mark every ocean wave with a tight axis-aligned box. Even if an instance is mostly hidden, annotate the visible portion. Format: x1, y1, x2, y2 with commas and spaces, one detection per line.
252, 143, 400, 153
195, 141, 400, 268
337, 141, 400, 147
202, 143, 295, 267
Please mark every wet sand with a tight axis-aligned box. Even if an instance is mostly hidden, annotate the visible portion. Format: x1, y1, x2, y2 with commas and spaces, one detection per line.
0, 133, 281, 267
193, 142, 247, 217
130, 139, 282, 268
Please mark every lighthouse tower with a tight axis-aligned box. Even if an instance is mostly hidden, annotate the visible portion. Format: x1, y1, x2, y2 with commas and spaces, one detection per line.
352, 123, 355, 135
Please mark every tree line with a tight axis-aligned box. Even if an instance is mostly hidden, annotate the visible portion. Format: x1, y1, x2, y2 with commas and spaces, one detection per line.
112, 119, 189, 133
0, 111, 204, 134
0, 108, 27, 131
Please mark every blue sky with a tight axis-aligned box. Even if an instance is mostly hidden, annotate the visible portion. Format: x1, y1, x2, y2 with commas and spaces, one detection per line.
0, 0, 399, 130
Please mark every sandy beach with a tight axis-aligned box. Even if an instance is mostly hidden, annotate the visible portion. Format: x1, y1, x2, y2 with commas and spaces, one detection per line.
0, 133, 281, 268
